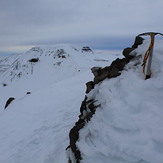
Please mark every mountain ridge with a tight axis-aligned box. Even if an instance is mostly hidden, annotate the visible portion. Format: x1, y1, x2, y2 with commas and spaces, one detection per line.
0, 40, 163, 163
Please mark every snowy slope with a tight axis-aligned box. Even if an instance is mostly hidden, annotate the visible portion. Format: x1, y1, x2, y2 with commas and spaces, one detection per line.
0, 45, 121, 111
0, 54, 21, 75
0, 45, 120, 163
77, 40, 163, 163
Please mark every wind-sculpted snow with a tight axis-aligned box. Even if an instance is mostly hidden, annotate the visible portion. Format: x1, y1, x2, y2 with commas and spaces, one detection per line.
76, 39, 163, 163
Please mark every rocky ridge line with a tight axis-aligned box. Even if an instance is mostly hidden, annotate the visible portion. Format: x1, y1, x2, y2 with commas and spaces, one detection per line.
66, 36, 144, 163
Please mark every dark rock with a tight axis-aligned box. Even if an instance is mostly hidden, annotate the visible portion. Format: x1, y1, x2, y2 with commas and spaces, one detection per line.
68, 159, 72, 163
4, 97, 15, 109
66, 145, 70, 150
26, 92, 31, 94
122, 47, 135, 59
85, 112, 94, 122
69, 127, 79, 153
132, 36, 144, 48
110, 58, 129, 71
3, 83, 7, 87
86, 81, 94, 93
69, 126, 82, 161
108, 67, 121, 78
60, 55, 66, 58
79, 96, 87, 115
75, 119, 85, 128
56, 49, 66, 58
91, 67, 101, 77
94, 66, 110, 84
28, 58, 39, 63
88, 102, 96, 112
82, 46, 92, 52
145, 74, 151, 80
79, 101, 87, 115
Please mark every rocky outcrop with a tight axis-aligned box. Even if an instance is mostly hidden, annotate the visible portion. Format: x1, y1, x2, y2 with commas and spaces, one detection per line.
92, 58, 130, 85
123, 36, 144, 59
82, 47, 93, 53
28, 58, 39, 63
4, 97, 15, 109
132, 36, 144, 48
55, 49, 67, 58
67, 36, 144, 163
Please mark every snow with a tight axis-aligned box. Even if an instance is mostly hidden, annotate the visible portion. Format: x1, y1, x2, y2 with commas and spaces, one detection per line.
77, 39, 163, 163
0, 72, 88, 163
0, 39, 163, 163
0, 45, 120, 163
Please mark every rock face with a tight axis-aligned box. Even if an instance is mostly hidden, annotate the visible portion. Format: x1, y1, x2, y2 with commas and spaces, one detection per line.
67, 36, 144, 163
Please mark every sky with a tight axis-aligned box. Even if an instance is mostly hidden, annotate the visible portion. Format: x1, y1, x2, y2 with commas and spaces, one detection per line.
0, 0, 163, 56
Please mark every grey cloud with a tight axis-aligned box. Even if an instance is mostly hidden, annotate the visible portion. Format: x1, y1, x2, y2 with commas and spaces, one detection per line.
0, 0, 163, 55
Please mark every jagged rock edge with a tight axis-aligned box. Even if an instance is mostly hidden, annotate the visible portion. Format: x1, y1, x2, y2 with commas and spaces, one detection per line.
66, 36, 144, 163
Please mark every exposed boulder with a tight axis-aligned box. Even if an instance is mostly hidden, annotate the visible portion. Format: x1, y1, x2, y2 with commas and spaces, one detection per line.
3, 83, 7, 87
123, 36, 144, 59
28, 58, 39, 63
4, 97, 15, 109
122, 47, 135, 59
132, 36, 144, 48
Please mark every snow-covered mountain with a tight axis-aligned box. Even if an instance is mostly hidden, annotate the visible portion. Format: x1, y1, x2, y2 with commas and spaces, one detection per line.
0, 45, 120, 85
0, 44, 121, 163
0, 39, 163, 163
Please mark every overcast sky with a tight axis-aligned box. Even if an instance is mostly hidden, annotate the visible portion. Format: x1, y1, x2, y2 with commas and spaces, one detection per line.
0, 0, 163, 55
